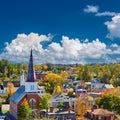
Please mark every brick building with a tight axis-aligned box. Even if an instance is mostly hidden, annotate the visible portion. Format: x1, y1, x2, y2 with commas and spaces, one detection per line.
10, 50, 41, 119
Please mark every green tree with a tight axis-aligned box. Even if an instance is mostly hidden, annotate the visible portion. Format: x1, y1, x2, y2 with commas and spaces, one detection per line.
57, 100, 63, 110
96, 94, 120, 114
18, 98, 32, 120
39, 95, 50, 110
18, 105, 32, 120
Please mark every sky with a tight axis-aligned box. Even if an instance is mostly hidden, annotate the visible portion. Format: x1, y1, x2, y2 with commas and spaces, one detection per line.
0, 0, 120, 64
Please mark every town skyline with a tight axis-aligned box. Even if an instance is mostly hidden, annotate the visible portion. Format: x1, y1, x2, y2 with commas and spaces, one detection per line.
0, 0, 120, 64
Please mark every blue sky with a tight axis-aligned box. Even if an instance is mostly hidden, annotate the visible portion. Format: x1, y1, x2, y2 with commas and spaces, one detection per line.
0, 0, 120, 64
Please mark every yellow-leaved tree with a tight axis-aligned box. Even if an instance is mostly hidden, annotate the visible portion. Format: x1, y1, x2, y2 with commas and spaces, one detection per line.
75, 96, 90, 120
21, 98, 29, 107
18, 98, 32, 120
53, 85, 63, 94
6, 82, 15, 95
45, 72, 64, 93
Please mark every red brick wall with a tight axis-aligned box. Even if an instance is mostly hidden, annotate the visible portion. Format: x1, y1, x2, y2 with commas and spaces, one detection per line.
36, 73, 46, 81
10, 101, 18, 119
10, 93, 41, 119
26, 93, 41, 109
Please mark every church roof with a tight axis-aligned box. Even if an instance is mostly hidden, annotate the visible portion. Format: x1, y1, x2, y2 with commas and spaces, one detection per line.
26, 50, 36, 82
10, 85, 26, 103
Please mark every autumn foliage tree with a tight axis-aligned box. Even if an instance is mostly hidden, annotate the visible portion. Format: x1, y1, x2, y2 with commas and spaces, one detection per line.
45, 72, 64, 93
75, 96, 90, 120
100, 88, 114, 97
53, 85, 63, 94
100, 87, 120, 97
6, 82, 15, 95
18, 98, 32, 120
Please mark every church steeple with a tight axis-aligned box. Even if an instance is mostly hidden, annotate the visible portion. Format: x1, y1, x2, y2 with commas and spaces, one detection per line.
25, 50, 37, 93
26, 49, 36, 82
20, 68, 25, 86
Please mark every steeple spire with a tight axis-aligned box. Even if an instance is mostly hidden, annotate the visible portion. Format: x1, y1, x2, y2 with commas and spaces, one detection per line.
26, 49, 36, 82
20, 68, 25, 86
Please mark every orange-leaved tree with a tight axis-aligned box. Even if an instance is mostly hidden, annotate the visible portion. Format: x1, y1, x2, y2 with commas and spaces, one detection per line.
6, 82, 15, 95
100, 88, 114, 97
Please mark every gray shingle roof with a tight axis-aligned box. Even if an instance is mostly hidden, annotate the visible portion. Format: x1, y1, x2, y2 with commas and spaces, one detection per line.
10, 85, 26, 104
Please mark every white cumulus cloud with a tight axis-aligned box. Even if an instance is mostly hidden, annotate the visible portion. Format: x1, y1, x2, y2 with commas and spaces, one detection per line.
0, 33, 120, 64
105, 15, 120, 39
96, 11, 117, 17
84, 5, 99, 13
84, 5, 120, 39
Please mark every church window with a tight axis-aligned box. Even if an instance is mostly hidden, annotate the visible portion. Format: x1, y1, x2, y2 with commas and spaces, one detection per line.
31, 85, 34, 90
29, 99, 36, 109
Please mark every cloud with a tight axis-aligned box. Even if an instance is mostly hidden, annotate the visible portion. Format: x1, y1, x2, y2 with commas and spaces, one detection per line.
105, 15, 120, 39
84, 5, 118, 17
84, 5, 99, 13
0, 33, 120, 64
84, 5, 120, 39
0, 33, 53, 63
96, 11, 117, 17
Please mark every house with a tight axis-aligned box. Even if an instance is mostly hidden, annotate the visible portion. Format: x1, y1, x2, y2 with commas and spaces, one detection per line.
103, 84, 114, 89
9, 50, 41, 119
0, 81, 20, 94
38, 85, 46, 97
35, 71, 46, 81
46, 109, 76, 120
75, 84, 87, 97
86, 78, 114, 93
85, 78, 105, 92
91, 78, 104, 89
49, 93, 76, 112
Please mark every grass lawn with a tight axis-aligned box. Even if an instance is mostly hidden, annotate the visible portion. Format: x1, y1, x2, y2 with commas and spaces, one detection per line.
2, 109, 9, 114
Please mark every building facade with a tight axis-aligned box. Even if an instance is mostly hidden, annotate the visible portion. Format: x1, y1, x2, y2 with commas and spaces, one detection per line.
10, 50, 41, 119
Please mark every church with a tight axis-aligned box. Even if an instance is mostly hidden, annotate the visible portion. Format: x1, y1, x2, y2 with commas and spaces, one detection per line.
9, 50, 41, 119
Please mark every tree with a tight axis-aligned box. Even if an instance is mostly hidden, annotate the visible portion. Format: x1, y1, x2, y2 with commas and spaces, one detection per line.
18, 98, 32, 120
100, 88, 114, 97
41, 64, 48, 71
39, 94, 50, 110
75, 96, 90, 120
59, 71, 68, 81
6, 82, 15, 95
57, 100, 63, 110
100, 87, 120, 97
45, 72, 63, 93
53, 85, 62, 94
43, 93, 52, 99
96, 94, 120, 114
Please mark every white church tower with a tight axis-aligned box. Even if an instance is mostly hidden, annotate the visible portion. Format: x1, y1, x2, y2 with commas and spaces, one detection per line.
20, 69, 25, 86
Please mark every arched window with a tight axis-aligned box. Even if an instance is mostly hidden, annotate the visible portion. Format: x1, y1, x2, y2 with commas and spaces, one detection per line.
29, 98, 36, 109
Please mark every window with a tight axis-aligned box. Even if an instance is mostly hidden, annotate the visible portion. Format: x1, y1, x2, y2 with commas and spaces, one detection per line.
31, 85, 34, 90
29, 99, 36, 109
